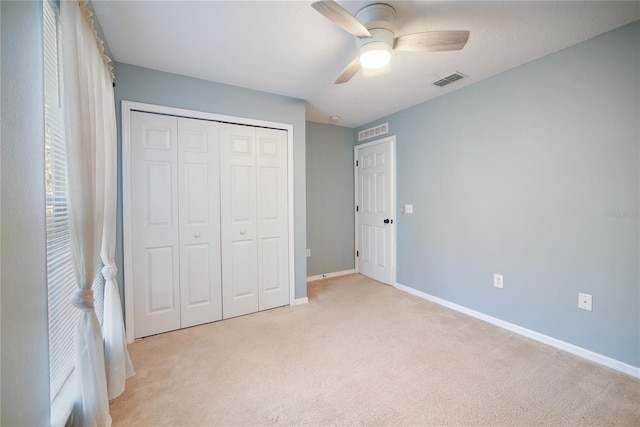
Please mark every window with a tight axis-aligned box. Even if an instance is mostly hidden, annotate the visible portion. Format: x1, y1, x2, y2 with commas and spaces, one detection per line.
44, 0, 78, 403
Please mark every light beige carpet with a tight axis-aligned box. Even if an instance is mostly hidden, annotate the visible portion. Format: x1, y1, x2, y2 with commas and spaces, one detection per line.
110, 274, 639, 426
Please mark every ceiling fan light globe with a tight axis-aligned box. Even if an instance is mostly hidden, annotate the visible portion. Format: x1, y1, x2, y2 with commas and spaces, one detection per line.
359, 42, 391, 69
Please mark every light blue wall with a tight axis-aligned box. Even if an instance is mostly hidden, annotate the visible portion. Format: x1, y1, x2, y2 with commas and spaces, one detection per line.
1, 1, 51, 425
306, 122, 356, 276
113, 63, 307, 302
356, 21, 640, 367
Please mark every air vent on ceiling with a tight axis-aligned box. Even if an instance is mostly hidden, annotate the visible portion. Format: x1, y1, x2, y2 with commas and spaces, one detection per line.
358, 123, 389, 141
433, 72, 466, 87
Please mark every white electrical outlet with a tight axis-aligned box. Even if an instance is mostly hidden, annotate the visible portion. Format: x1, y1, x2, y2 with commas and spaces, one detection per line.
306, 249, 311, 257
578, 293, 592, 311
493, 274, 503, 288
404, 204, 413, 214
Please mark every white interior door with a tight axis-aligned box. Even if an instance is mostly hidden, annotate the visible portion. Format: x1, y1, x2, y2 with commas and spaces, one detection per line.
177, 118, 222, 328
256, 128, 289, 310
356, 138, 395, 284
130, 112, 181, 338
220, 124, 259, 319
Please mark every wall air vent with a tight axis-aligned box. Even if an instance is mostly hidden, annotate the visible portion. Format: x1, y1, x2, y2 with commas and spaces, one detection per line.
433, 72, 466, 87
358, 122, 389, 141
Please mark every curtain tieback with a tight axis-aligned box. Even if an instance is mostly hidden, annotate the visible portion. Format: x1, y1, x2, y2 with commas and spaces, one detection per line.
71, 289, 95, 310
102, 262, 118, 281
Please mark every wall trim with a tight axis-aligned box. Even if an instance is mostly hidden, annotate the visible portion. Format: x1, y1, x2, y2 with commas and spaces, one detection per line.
394, 281, 640, 379
307, 269, 356, 282
294, 297, 309, 305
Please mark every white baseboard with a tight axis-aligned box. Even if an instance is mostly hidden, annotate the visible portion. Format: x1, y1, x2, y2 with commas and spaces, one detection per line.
294, 297, 309, 306
394, 282, 640, 379
307, 269, 356, 282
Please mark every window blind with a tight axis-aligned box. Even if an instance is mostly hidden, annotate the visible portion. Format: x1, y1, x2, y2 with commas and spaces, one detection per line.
44, 0, 79, 402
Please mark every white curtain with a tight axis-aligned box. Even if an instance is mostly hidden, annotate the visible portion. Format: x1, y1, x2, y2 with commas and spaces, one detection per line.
100, 63, 135, 399
62, 1, 133, 425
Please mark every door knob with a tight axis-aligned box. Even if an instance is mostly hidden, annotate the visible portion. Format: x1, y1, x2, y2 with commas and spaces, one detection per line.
194, 233, 201, 238
384, 219, 393, 224
240, 230, 246, 235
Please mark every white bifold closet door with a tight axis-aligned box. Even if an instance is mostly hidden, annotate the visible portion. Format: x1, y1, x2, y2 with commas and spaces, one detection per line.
220, 124, 289, 319
130, 112, 222, 338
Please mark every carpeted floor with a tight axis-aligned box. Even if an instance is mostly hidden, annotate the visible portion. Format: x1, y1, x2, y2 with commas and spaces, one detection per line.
110, 274, 639, 426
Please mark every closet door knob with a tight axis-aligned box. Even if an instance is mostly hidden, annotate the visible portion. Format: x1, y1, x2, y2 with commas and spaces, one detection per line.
194, 233, 201, 239
240, 230, 246, 235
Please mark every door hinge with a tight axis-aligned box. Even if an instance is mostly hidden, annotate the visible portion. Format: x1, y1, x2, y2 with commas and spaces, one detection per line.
356, 160, 359, 167
356, 251, 359, 257
356, 205, 359, 212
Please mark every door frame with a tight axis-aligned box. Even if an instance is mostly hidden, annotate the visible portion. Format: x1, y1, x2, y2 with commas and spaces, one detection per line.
122, 100, 296, 343
354, 136, 397, 285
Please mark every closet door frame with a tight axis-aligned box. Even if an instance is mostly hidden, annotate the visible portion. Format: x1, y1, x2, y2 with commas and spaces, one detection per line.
122, 100, 295, 343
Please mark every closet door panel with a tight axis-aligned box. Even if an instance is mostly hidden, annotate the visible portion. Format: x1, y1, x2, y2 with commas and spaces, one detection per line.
256, 128, 289, 310
183, 243, 212, 302
231, 240, 257, 296
220, 124, 259, 319
144, 247, 176, 312
260, 237, 282, 292
131, 112, 181, 338
178, 118, 222, 328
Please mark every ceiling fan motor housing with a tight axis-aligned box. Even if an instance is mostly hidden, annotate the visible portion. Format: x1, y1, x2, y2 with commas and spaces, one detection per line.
356, 28, 394, 50
355, 3, 396, 52
355, 3, 396, 31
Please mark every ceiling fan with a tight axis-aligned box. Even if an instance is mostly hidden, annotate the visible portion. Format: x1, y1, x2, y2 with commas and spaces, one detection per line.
311, 1, 470, 84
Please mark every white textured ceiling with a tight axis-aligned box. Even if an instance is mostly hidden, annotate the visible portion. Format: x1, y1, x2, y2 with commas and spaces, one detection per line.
92, 1, 640, 128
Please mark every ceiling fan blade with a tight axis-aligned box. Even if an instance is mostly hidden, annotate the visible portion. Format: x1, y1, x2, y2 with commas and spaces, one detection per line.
312, 1, 372, 38
394, 30, 470, 52
334, 57, 361, 84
